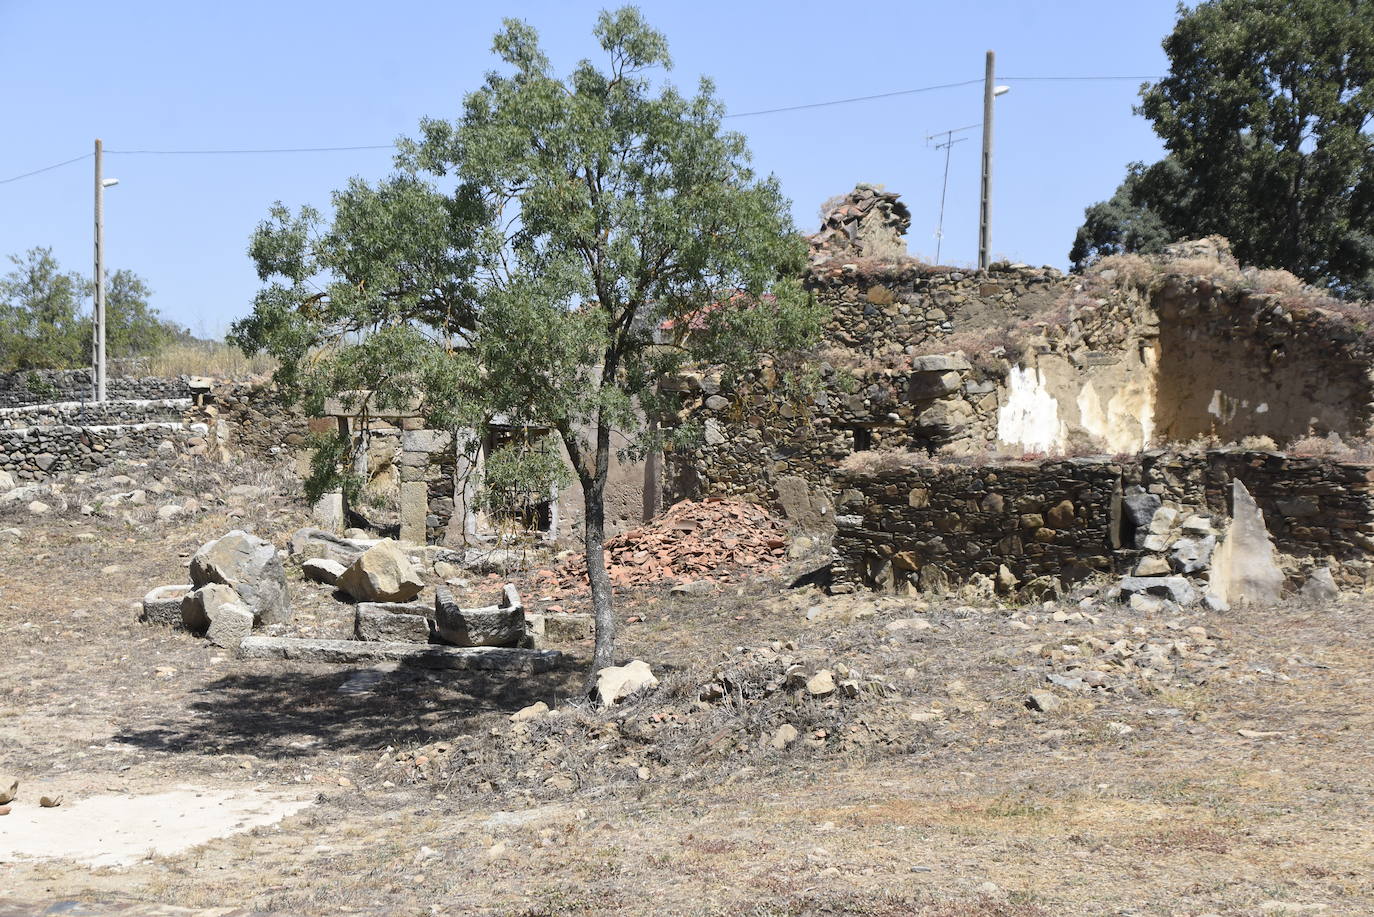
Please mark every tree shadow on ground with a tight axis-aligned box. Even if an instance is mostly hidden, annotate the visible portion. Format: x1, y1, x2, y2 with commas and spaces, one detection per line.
112, 660, 585, 759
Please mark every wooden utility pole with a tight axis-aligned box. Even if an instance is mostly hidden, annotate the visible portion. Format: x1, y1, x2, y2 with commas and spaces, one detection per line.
978, 51, 995, 271
93, 138, 107, 401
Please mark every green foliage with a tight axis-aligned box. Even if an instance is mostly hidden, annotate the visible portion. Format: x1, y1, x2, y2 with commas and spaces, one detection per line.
0, 248, 88, 370
231, 7, 822, 666
1072, 0, 1374, 296
1069, 162, 1174, 270
302, 429, 363, 506
0, 247, 180, 371
478, 436, 572, 522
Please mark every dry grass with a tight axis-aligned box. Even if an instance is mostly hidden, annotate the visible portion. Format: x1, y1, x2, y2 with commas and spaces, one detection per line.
145, 340, 277, 379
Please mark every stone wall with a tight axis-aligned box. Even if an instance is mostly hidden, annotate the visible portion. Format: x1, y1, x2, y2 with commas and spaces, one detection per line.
0, 398, 191, 430
197, 383, 307, 459
833, 449, 1374, 595
0, 369, 190, 407
0, 422, 209, 480
832, 457, 1123, 594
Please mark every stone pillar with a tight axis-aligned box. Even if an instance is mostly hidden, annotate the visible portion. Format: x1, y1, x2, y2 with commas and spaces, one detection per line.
399, 480, 429, 545
313, 491, 345, 533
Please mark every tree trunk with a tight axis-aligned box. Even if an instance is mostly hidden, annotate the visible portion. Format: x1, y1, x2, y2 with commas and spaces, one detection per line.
583, 471, 617, 674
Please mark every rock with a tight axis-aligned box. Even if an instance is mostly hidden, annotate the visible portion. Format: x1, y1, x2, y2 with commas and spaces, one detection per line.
0, 778, 17, 804
805, 669, 836, 697
511, 701, 549, 722
1045, 500, 1075, 528
669, 580, 713, 596
593, 659, 658, 706
156, 504, 183, 522
1148, 506, 1180, 535
0, 470, 13, 492
289, 527, 373, 566
1169, 535, 1216, 574
1026, 691, 1061, 713
540, 612, 595, 642
1204, 592, 1230, 612
181, 583, 253, 646
1180, 515, 1214, 536
337, 539, 424, 603
27, 501, 50, 515
433, 587, 524, 647
884, 617, 931, 632
769, 724, 799, 749
190, 530, 290, 626
302, 557, 346, 586
1117, 575, 1198, 606
206, 601, 254, 648
995, 564, 1018, 594
1300, 567, 1339, 602
238, 636, 562, 672
140, 584, 192, 627
1019, 575, 1062, 602
1209, 480, 1285, 606
1134, 556, 1171, 577
355, 606, 431, 643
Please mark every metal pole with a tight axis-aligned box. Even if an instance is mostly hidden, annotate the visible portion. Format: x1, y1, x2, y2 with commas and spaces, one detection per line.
978, 50, 995, 272
93, 138, 106, 402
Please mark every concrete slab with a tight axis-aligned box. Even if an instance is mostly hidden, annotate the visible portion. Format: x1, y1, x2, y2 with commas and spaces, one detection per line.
238, 636, 562, 673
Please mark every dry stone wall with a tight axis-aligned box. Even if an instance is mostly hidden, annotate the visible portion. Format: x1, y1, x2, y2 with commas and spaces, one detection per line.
833, 449, 1374, 596
0, 421, 209, 480
0, 398, 191, 430
0, 369, 190, 407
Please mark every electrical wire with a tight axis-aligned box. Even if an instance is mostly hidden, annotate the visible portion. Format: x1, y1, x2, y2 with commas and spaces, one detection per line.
0, 74, 1167, 185
0, 152, 93, 185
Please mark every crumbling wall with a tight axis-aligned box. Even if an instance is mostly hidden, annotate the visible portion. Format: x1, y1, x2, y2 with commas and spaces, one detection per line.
0, 421, 209, 480
833, 449, 1374, 595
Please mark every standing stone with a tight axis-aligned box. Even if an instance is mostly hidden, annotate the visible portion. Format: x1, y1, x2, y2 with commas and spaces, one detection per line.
189, 530, 290, 626
312, 491, 344, 533
1208, 480, 1285, 607
399, 480, 429, 546
337, 539, 425, 603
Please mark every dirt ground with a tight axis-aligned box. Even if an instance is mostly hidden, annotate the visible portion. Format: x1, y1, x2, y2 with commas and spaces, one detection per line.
1, 456, 1372, 916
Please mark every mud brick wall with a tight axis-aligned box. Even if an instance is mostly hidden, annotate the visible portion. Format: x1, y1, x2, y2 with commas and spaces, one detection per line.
0, 369, 190, 407
832, 458, 1124, 593
0, 422, 207, 480
0, 398, 191, 430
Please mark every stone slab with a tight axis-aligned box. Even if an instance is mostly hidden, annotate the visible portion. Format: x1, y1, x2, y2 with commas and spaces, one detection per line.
238, 636, 562, 673
140, 584, 192, 627
356, 607, 431, 643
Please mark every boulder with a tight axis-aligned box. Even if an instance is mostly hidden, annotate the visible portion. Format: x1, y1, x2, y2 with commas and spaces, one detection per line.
593, 659, 658, 706
1116, 575, 1198, 607
140, 584, 192, 627
1300, 567, 1339, 602
433, 587, 524, 647
1208, 480, 1285, 606
302, 557, 346, 586
1169, 535, 1216, 575
189, 531, 289, 625
355, 606, 431, 643
288, 527, 374, 567
181, 583, 253, 646
0, 470, 13, 493
337, 539, 424, 603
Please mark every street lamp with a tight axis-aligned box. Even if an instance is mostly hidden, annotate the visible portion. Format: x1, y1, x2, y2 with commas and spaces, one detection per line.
93, 139, 119, 402
978, 51, 1010, 271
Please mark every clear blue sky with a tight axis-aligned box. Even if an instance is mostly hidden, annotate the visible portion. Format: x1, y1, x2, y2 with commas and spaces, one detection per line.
0, 0, 1180, 338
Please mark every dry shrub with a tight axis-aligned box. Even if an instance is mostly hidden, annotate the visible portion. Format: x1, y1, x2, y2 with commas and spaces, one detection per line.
1285, 433, 1374, 461
838, 448, 930, 475
147, 341, 277, 379
1091, 252, 1156, 289
817, 346, 911, 377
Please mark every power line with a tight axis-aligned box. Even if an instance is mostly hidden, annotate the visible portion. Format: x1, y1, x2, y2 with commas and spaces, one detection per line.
106, 144, 394, 155
0, 74, 1166, 184
0, 152, 92, 185
722, 78, 983, 118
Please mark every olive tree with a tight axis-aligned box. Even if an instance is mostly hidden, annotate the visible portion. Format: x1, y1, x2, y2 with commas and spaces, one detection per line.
231, 7, 821, 671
